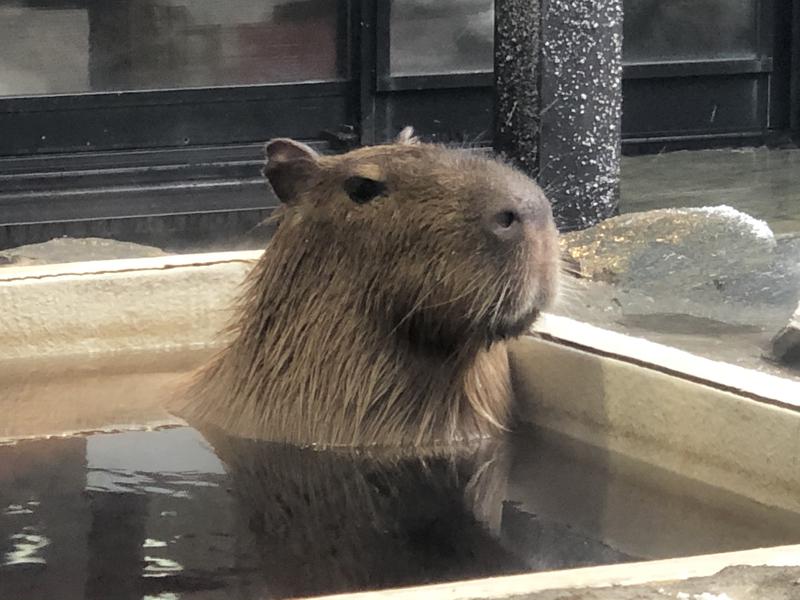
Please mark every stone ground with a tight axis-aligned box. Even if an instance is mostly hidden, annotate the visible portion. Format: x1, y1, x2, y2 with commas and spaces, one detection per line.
3, 147, 800, 380
514, 565, 800, 600
0, 236, 166, 266
620, 147, 800, 236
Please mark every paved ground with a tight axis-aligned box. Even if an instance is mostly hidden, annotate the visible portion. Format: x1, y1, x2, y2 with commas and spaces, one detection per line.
621, 147, 800, 235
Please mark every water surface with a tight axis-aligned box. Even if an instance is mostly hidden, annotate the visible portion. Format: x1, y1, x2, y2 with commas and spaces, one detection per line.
2, 362, 799, 599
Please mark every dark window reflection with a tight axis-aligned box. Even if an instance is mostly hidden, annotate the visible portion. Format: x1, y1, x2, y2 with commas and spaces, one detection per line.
389, 0, 493, 76
623, 0, 758, 63
387, 0, 760, 78
0, 0, 346, 97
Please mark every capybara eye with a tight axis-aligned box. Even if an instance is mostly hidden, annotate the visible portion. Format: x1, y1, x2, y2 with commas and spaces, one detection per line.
343, 176, 387, 204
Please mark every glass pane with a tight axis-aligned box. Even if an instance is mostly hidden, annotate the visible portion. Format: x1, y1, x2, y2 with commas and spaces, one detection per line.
389, 0, 493, 76
623, 0, 758, 63
0, 0, 346, 97
389, 0, 760, 76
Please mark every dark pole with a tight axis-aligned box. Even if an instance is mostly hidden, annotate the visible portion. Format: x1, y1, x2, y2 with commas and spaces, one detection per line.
494, 0, 623, 232
792, 0, 800, 134
494, 0, 543, 178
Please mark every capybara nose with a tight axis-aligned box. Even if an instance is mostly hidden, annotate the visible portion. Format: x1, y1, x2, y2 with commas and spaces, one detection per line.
486, 206, 527, 242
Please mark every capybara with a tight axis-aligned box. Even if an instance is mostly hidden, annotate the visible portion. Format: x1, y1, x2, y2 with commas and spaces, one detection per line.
179, 127, 559, 447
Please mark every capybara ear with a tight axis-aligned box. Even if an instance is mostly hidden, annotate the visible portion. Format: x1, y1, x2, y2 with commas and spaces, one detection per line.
264, 139, 320, 204
394, 126, 420, 145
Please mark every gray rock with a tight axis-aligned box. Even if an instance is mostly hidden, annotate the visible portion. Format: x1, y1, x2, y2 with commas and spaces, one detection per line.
771, 302, 800, 365
560, 206, 800, 334
0, 237, 167, 267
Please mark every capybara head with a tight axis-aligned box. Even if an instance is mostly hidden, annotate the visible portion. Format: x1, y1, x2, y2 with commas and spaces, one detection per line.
263, 128, 558, 350
179, 127, 559, 447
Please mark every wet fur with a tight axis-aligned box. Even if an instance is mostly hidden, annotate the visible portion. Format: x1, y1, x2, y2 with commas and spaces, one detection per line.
177, 132, 558, 447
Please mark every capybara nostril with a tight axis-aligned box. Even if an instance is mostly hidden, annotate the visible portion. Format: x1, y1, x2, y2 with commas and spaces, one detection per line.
487, 207, 525, 241
495, 210, 518, 229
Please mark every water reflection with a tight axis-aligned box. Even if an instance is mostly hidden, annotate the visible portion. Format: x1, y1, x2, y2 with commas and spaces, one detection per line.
0, 0, 345, 97
200, 426, 524, 598
389, 0, 493, 76
623, 0, 757, 62
387, 0, 759, 77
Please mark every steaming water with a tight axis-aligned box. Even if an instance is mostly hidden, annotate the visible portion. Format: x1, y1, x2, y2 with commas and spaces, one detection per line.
2, 362, 799, 599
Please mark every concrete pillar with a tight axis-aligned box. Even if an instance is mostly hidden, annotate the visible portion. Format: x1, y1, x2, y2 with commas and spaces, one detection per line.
494, 0, 543, 178
793, 0, 800, 133
494, 0, 623, 232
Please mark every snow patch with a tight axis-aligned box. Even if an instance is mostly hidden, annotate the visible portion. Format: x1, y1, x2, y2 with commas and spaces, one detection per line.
677, 205, 774, 240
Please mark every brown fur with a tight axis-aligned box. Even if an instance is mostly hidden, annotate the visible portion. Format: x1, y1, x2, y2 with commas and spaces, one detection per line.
176, 128, 559, 448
